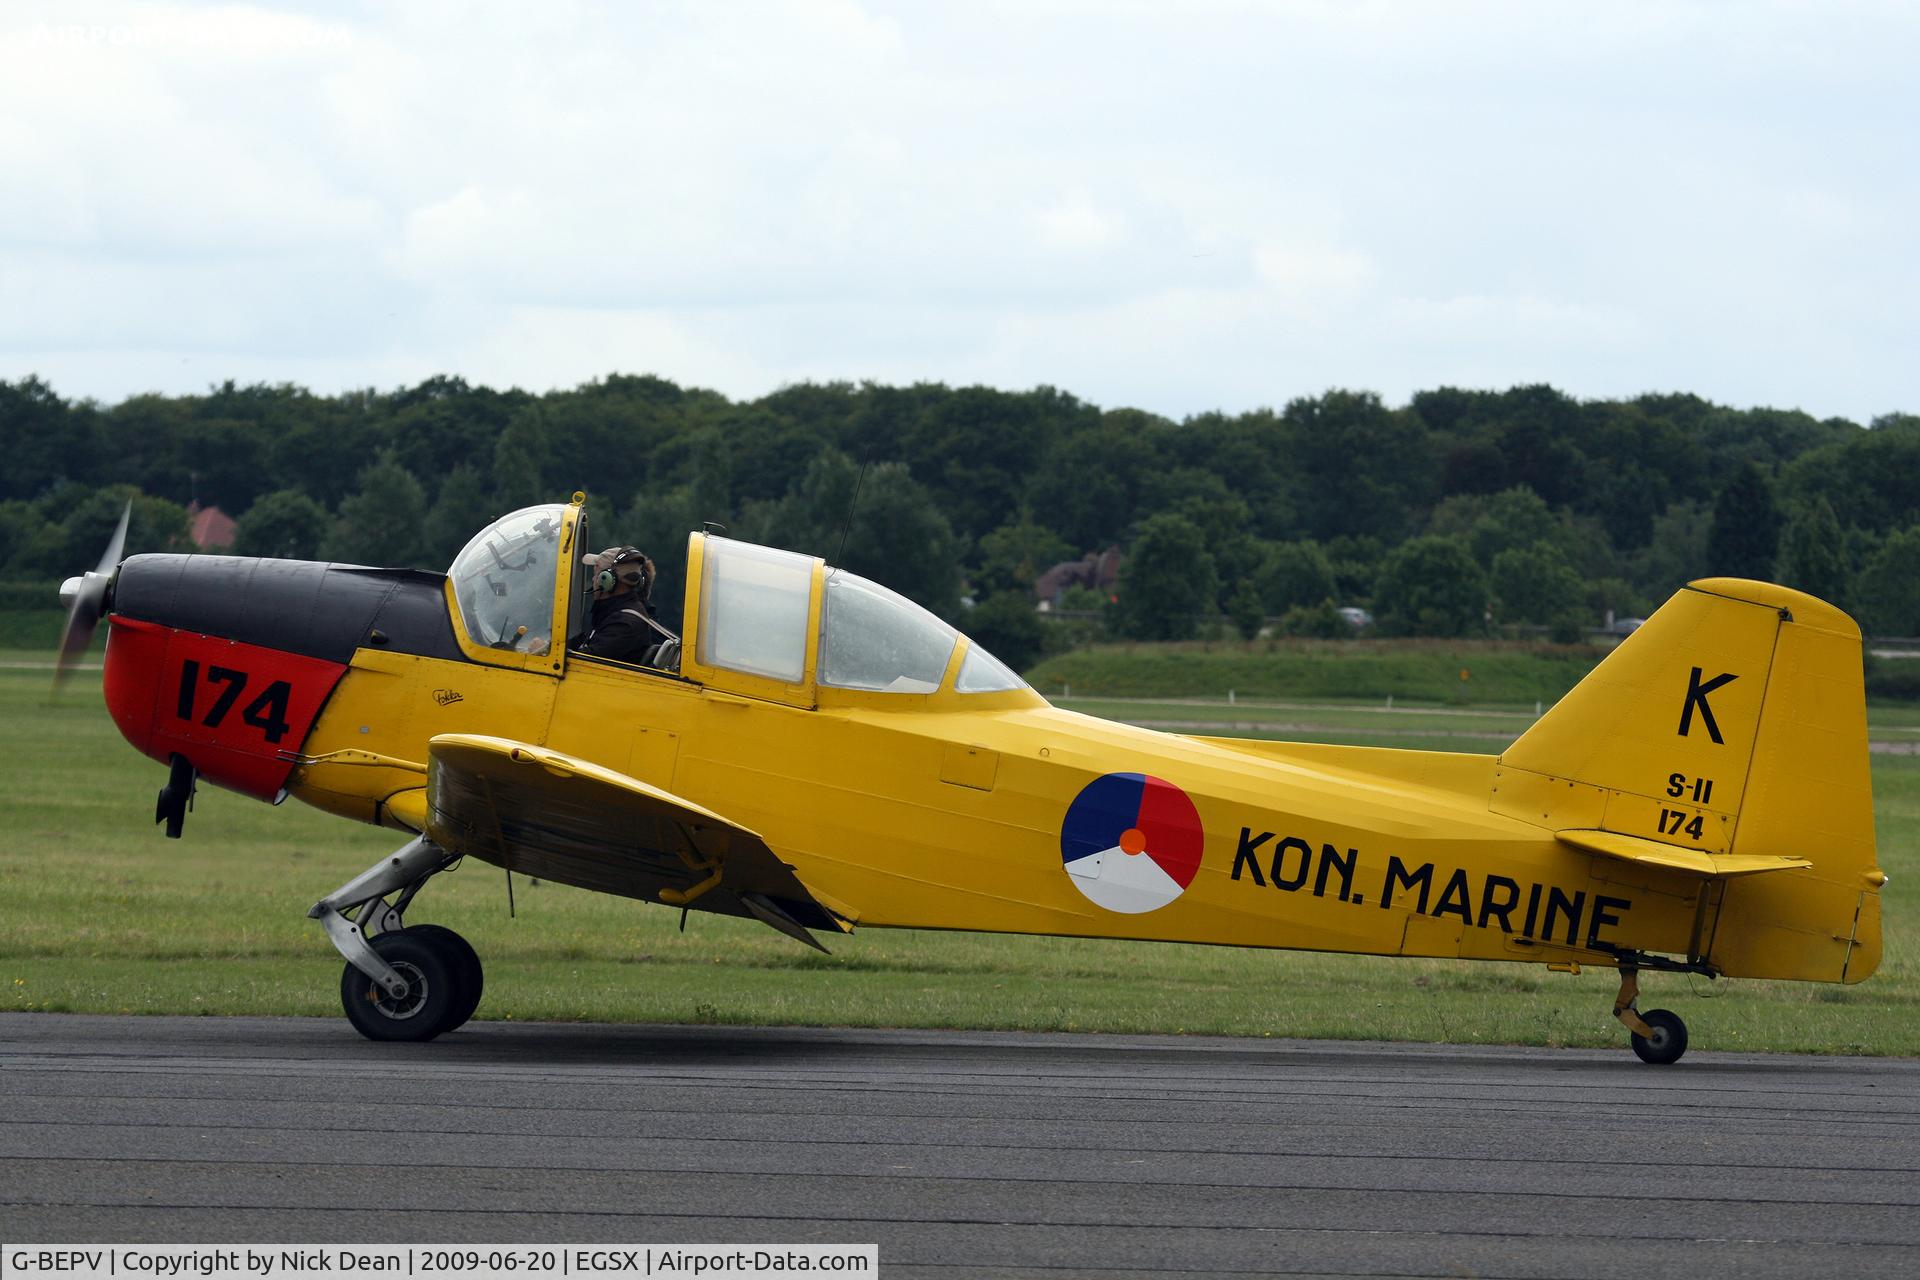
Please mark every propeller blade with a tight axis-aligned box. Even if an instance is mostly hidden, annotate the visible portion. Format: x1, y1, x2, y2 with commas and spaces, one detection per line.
53, 500, 132, 692
53, 576, 105, 691
97, 500, 131, 576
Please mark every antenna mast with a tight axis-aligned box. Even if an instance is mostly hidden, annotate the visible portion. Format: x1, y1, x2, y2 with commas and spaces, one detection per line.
833, 463, 870, 567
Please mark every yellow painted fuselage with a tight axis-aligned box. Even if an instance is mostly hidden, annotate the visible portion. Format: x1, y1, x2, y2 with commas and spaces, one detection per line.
288, 631, 1876, 986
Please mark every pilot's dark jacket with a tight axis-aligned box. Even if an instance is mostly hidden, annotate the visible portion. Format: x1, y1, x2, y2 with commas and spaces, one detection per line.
579, 595, 671, 664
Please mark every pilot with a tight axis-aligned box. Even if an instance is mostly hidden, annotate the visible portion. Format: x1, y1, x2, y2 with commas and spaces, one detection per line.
579, 546, 676, 664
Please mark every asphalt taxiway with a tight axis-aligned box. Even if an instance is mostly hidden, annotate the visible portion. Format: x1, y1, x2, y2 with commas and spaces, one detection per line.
2, 1013, 1916, 1278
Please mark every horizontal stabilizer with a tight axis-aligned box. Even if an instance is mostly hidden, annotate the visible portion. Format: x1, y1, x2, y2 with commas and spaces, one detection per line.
1556, 828, 1811, 878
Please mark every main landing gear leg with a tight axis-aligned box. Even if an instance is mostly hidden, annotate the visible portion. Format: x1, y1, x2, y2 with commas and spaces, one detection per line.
309, 836, 485, 1042
1614, 964, 1688, 1065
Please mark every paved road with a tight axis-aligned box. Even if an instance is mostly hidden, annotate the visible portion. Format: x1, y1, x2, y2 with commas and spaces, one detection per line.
2, 1014, 1916, 1278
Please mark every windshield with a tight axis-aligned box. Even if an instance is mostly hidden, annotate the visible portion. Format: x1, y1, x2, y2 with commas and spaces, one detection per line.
448, 505, 567, 654
818, 571, 959, 693
955, 642, 1025, 693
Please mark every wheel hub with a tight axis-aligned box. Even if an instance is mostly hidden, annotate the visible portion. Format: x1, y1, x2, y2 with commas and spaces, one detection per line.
366, 960, 430, 1020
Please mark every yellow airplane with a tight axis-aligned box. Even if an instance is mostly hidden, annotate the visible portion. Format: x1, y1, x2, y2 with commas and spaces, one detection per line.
59, 495, 1883, 1063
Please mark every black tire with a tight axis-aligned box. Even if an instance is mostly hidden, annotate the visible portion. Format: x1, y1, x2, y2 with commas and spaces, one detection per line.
406, 924, 484, 1032
340, 930, 457, 1042
1630, 1008, 1689, 1065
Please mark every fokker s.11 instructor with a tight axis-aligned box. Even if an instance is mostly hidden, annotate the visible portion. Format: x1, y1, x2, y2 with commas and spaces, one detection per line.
58, 495, 1883, 1062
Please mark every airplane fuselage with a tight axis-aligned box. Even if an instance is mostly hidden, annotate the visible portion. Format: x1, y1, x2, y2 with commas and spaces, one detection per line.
96, 511, 1881, 1013
281, 639, 1719, 976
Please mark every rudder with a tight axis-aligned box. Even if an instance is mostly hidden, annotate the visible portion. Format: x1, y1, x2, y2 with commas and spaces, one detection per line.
1492, 578, 1882, 982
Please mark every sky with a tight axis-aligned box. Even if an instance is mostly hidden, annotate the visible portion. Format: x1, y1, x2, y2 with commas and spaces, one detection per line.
1, 0, 1913, 423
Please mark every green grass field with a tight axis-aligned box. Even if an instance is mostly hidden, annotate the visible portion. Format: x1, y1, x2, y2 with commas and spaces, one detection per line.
1027, 638, 1610, 704
1, 648, 1912, 1055
1056, 694, 1920, 749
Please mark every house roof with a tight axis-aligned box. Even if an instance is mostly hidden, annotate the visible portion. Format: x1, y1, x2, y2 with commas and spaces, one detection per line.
187, 503, 237, 550
1034, 547, 1122, 601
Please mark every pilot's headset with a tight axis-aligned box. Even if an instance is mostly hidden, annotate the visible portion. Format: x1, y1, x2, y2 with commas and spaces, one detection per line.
595, 548, 653, 601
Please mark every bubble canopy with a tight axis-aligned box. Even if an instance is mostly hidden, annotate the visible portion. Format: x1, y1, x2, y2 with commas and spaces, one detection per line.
818, 571, 957, 693
447, 504, 568, 655
693, 536, 1027, 695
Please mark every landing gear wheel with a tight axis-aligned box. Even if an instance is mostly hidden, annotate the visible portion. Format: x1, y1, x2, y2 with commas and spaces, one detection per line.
406, 924, 483, 1032
340, 929, 457, 1042
1630, 1008, 1689, 1065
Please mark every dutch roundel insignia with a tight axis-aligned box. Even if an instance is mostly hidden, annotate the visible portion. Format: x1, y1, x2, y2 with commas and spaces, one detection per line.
1060, 773, 1205, 914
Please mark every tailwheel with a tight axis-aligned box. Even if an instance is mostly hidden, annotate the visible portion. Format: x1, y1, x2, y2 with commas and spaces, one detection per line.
405, 924, 484, 1032
341, 929, 460, 1042
1612, 963, 1690, 1065
1629, 1009, 1689, 1065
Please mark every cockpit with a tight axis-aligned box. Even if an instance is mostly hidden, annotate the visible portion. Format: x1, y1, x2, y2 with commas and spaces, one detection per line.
445, 506, 1029, 701
447, 506, 566, 656
695, 536, 1025, 697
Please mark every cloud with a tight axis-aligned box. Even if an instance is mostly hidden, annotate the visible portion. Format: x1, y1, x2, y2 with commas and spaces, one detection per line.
0, 3, 375, 254
0, 0, 1912, 421
1384, 294, 1639, 352
448, 304, 768, 397
1034, 196, 1128, 254
1254, 243, 1379, 305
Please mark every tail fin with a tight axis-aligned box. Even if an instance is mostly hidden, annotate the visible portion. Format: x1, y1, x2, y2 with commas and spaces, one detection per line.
1493, 578, 1882, 982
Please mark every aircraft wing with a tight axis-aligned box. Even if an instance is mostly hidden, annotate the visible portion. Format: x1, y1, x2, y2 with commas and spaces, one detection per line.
1556, 828, 1812, 878
424, 733, 854, 947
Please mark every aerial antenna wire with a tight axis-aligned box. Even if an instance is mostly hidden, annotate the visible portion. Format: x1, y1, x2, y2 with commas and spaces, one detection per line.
832, 462, 871, 570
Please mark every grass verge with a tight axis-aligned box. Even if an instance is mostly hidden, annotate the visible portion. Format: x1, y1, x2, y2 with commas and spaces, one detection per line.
1027, 638, 1608, 704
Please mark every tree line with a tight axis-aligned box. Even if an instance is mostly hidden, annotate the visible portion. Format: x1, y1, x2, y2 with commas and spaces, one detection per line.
3, 374, 1918, 669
